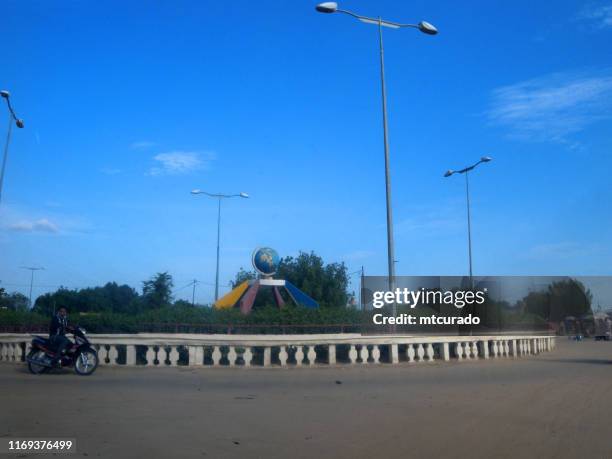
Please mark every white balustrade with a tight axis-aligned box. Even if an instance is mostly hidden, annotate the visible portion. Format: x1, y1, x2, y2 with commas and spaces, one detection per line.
0, 333, 556, 370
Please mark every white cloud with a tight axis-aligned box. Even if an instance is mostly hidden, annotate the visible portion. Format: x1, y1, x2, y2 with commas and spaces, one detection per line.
8, 218, 60, 233
148, 151, 215, 176
131, 140, 156, 149
488, 72, 612, 144
578, 4, 612, 29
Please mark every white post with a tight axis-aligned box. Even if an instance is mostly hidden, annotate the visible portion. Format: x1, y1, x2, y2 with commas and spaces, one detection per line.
126, 345, 136, 366
441, 342, 450, 362
328, 345, 336, 365
390, 344, 399, 364
263, 347, 271, 367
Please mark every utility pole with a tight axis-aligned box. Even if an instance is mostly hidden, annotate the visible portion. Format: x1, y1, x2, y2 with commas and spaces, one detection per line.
191, 279, 198, 306
21, 266, 44, 308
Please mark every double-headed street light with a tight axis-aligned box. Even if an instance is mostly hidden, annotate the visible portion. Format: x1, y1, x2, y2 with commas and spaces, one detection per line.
191, 189, 249, 302
316, 2, 437, 317
1, 90, 25, 205
444, 156, 492, 287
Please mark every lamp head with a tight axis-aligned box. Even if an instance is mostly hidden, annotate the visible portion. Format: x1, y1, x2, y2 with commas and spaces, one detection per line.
0, 90, 9, 99
315, 2, 338, 13
191, 189, 202, 194
444, 170, 454, 177
16, 119, 24, 129
418, 21, 438, 35
480, 156, 492, 162
239, 192, 249, 198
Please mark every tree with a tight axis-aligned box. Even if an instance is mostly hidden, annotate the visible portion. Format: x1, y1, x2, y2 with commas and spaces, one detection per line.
142, 272, 174, 309
0, 290, 29, 311
33, 283, 139, 315
523, 278, 592, 321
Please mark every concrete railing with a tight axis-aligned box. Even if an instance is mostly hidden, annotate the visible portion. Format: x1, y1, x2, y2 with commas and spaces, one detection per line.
0, 333, 556, 368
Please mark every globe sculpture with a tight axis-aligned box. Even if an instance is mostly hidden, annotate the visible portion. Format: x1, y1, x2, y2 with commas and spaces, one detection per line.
252, 247, 280, 277
214, 247, 319, 314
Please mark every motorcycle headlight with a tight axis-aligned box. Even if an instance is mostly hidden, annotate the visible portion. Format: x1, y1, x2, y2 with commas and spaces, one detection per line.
81, 328, 87, 335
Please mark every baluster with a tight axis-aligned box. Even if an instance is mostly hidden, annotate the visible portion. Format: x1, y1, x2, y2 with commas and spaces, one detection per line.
455, 342, 464, 361
211, 346, 222, 366
15, 343, 23, 362
307, 346, 317, 366
371, 345, 380, 364
491, 341, 498, 358
359, 345, 368, 364
426, 343, 435, 362
328, 345, 336, 365
168, 346, 179, 366
108, 345, 119, 366
470, 342, 478, 359
98, 345, 109, 365
505, 341, 510, 357
145, 346, 156, 367
348, 345, 358, 364
227, 346, 237, 367
278, 346, 288, 367
294, 346, 304, 366
416, 343, 425, 362
463, 343, 471, 360
243, 347, 253, 367
406, 344, 415, 363
7, 343, 15, 362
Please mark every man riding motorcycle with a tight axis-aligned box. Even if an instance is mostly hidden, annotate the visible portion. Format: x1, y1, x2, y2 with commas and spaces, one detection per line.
49, 306, 73, 366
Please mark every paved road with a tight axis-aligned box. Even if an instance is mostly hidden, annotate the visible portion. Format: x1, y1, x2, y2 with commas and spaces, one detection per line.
1, 340, 611, 459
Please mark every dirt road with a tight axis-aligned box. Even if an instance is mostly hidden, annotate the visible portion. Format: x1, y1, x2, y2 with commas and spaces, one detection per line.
1, 340, 610, 459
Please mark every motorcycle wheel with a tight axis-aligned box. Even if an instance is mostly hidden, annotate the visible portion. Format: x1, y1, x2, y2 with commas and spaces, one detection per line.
27, 350, 49, 375
74, 350, 98, 376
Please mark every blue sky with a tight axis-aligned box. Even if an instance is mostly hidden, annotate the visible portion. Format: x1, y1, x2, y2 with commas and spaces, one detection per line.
1, 0, 611, 305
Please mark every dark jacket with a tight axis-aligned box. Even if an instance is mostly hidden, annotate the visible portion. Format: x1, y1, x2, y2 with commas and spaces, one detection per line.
49, 314, 69, 338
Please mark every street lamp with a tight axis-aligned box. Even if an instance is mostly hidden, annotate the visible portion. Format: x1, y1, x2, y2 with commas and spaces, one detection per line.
20, 266, 44, 308
443, 156, 492, 287
1, 90, 25, 205
191, 189, 249, 302
316, 2, 437, 317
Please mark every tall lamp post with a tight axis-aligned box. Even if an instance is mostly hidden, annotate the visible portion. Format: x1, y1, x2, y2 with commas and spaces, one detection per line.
21, 266, 44, 308
444, 156, 492, 287
191, 190, 249, 302
1, 91, 25, 205
316, 2, 437, 315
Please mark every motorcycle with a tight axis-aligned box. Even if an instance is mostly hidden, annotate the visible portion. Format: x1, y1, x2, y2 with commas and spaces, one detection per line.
26, 326, 99, 376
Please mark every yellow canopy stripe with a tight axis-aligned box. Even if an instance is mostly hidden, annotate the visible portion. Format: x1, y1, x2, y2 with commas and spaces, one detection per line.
214, 281, 250, 309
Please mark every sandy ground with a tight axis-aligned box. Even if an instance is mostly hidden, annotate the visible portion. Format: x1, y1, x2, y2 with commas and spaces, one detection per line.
1, 339, 611, 459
